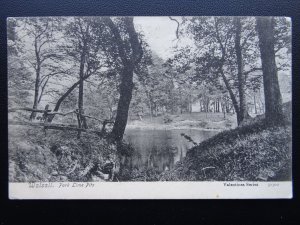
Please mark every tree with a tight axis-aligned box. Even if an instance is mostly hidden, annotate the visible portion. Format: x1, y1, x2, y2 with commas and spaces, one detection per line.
135, 53, 178, 117
46, 17, 111, 129
47, 71, 94, 122
175, 17, 263, 125
256, 17, 284, 122
104, 17, 143, 142
19, 18, 63, 120
65, 18, 93, 129
7, 18, 33, 110
84, 77, 119, 125
234, 17, 248, 123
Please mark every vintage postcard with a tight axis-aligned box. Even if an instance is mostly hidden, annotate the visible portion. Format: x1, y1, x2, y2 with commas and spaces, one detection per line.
8, 16, 292, 199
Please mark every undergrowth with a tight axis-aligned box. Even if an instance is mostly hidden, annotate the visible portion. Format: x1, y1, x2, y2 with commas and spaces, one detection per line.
9, 125, 117, 182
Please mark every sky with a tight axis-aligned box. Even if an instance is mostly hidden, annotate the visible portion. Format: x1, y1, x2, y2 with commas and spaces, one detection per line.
134, 16, 182, 60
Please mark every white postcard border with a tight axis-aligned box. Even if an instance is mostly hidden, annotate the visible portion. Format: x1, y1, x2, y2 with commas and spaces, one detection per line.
9, 181, 293, 199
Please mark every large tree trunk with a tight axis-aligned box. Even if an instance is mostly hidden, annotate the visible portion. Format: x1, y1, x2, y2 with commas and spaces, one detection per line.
111, 64, 134, 141
256, 17, 284, 122
234, 17, 248, 124
77, 44, 88, 139
106, 17, 143, 142
214, 19, 241, 125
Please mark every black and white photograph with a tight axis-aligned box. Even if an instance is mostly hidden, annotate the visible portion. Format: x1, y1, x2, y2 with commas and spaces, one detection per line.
7, 16, 292, 199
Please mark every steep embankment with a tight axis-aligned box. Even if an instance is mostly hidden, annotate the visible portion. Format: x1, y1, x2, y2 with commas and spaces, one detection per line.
9, 125, 118, 182
160, 118, 292, 181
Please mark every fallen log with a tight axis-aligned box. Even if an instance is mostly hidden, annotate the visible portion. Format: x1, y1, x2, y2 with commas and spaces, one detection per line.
48, 110, 76, 116
8, 107, 113, 124
9, 120, 48, 127
8, 107, 49, 113
8, 120, 105, 136
44, 124, 102, 135
9, 120, 76, 127
8, 107, 76, 116
80, 114, 111, 123
78, 162, 95, 178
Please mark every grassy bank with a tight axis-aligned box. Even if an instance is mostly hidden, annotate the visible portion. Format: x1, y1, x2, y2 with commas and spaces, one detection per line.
160, 119, 292, 181
9, 125, 118, 182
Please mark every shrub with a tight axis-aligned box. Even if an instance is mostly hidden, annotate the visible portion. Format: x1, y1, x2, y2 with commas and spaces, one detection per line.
198, 121, 208, 128
163, 114, 173, 124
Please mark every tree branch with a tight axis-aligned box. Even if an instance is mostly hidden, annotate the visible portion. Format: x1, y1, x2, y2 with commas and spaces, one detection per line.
8, 107, 48, 113
38, 76, 50, 103
168, 16, 180, 39
241, 29, 255, 48
243, 67, 262, 75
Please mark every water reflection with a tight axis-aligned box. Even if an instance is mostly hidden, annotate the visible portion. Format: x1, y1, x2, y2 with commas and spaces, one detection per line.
123, 128, 218, 173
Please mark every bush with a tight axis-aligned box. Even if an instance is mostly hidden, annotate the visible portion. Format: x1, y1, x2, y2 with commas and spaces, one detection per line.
163, 114, 173, 124
198, 121, 208, 128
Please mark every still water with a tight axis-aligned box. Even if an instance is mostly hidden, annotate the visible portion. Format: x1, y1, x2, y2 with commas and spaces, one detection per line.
123, 128, 219, 172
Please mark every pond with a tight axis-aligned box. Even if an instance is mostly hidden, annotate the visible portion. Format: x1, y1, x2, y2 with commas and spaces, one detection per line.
123, 128, 219, 173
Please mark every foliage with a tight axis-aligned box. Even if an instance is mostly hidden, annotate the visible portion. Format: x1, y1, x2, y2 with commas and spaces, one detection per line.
167, 16, 291, 124
163, 114, 173, 124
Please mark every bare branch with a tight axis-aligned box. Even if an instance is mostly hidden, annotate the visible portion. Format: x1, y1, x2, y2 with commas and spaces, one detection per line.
35, 20, 49, 40
243, 67, 262, 75
169, 16, 180, 39
241, 29, 255, 48
38, 76, 50, 103
38, 39, 51, 55
8, 107, 48, 113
